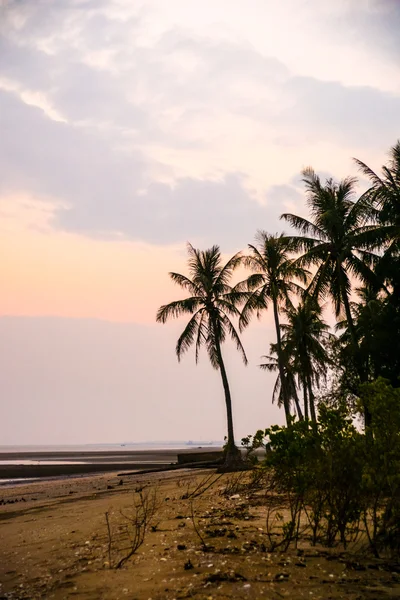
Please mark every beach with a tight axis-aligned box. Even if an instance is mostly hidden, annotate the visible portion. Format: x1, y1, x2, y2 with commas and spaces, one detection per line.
1, 465, 400, 599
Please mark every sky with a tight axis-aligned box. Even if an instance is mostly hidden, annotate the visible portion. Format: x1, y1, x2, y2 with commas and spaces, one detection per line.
0, 0, 399, 445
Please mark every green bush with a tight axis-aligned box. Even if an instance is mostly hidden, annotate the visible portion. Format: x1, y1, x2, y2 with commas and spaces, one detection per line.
249, 380, 400, 556
360, 378, 400, 556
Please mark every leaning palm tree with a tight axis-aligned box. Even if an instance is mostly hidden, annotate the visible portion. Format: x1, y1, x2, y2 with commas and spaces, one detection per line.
280, 297, 333, 423
236, 231, 308, 425
156, 243, 247, 469
281, 169, 379, 384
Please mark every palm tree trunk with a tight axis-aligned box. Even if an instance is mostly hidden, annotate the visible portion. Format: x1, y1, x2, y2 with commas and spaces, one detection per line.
272, 298, 291, 426
339, 264, 364, 381
302, 380, 309, 421
342, 289, 359, 357
293, 387, 304, 421
341, 283, 371, 427
307, 374, 317, 423
211, 318, 241, 468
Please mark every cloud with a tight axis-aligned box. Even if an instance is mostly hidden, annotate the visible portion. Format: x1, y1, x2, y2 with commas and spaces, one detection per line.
280, 76, 400, 148
1, 0, 398, 250
0, 89, 146, 212
1, 89, 298, 248
59, 173, 297, 248
332, 0, 400, 65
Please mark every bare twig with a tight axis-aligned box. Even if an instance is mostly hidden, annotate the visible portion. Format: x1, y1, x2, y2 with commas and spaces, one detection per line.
182, 472, 223, 499
104, 486, 160, 569
105, 511, 113, 568
189, 499, 209, 551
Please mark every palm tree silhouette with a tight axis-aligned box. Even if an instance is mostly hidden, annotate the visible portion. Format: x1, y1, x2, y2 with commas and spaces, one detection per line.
156, 243, 247, 469
355, 140, 400, 260
281, 168, 378, 385
235, 231, 308, 425
259, 345, 304, 421
355, 141, 400, 299
280, 297, 332, 423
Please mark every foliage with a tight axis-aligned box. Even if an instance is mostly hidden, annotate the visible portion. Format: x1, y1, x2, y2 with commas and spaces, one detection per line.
281, 168, 378, 322
359, 379, 400, 556
156, 243, 246, 368
355, 140, 400, 260
279, 297, 333, 421
254, 384, 400, 556
259, 346, 303, 419
235, 231, 308, 424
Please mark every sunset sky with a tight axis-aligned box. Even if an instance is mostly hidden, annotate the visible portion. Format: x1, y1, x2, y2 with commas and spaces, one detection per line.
1, 0, 399, 444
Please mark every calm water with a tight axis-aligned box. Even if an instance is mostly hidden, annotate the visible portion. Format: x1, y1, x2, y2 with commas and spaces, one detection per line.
0, 441, 223, 486
0, 460, 88, 465
0, 441, 219, 453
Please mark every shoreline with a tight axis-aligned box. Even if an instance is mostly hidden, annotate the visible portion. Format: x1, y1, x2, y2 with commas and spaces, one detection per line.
0, 447, 223, 481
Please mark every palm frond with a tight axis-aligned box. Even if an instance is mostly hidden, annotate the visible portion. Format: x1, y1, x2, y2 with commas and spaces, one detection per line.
235, 272, 266, 292
281, 213, 327, 240
176, 310, 202, 361
221, 314, 248, 365
169, 272, 201, 296
353, 158, 386, 190
214, 250, 242, 289
239, 290, 268, 331
195, 311, 208, 364
156, 297, 202, 323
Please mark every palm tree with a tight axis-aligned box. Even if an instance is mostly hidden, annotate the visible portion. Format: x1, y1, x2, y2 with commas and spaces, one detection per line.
260, 346, 304, 421
355, 140, 400, 261
337, 285, 400, 388
236, 231, 308, 425
355, 141, 400, 298
280, 297, 333, 423
281, 168, 379, 384
156, 243, 247, 469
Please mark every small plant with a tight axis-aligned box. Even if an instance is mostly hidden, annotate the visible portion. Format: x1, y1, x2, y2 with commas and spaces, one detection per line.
241, 429, 267, 464
189, 498, 212, 552
104, 486, 159, 569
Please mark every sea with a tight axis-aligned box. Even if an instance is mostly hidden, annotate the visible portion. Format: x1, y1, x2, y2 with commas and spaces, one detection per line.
0, 441, 221, 456
0, 441, 223, 486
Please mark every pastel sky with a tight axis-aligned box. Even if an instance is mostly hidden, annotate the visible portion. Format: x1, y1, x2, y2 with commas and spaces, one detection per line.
0, 0, 399, 444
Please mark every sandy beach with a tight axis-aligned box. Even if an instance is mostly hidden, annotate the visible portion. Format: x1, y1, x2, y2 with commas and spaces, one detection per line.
1, 466, 400, 600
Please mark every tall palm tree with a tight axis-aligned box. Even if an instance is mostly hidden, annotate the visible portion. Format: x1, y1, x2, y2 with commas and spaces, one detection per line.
280, 297, 333, 423
281, 168, 379, 384
236, 231, 308, 425
260, 346, 304, 421
156, 243, 247, 469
